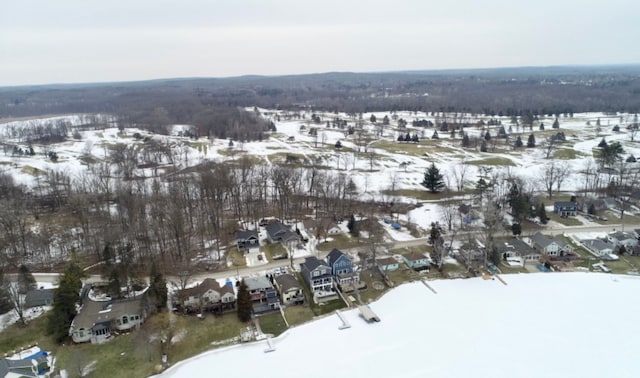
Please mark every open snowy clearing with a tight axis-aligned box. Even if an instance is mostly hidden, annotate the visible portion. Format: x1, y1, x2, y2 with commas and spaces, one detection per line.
154, 272, 640, 378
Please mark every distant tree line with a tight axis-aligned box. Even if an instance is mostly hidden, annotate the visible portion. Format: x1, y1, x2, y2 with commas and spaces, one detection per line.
2, 66, 640, 125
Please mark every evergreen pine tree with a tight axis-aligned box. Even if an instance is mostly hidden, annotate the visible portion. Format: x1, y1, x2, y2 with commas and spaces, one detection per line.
514, 136, 523, 148
552, 118, 560, 129
421, 163, 446, 193
537, 203, 548, 224
107, 269, 121, 299
148, 262, 168, 311
236, 279, 252, 322
48, 257, 84, 343
347, 215, 358, 236
527, 134, 536, 148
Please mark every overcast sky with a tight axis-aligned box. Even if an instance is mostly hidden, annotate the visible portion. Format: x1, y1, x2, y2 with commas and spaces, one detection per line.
1, 0, 639, 86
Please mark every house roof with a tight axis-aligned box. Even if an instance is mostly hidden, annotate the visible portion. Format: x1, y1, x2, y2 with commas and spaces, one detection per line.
301, 256, 330, 272
609, 231, 635, 241
327, 248, 349, 266
274, 274, 301, 292
403, 251, 428, 262
182, 278, 225, 298
498, 239, 538, 255
377, 257, 398, 266
236, 229, 258, 240
554, 201, 577, 208
72, 297, 143, 331
25, 288, 54, 307
531, 232, 553, 249
0, 358, 39, 378
244, 276, 274, 291
265, 222, 299, 243
582, 239, 614, 251
265, 222, 289, 238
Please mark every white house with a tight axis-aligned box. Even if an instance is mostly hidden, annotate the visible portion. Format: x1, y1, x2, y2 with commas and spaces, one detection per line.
607, 231, 638, 249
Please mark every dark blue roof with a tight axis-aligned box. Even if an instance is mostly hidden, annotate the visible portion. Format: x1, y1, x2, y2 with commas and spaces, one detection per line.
327, 248, 346, 266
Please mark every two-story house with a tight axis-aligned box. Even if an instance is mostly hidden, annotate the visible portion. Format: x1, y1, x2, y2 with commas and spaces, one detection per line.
554, 201, 578, 217
498, 238, 541, 265
273, 274, 304, 305
244, 276, 280, 313
179, 278, 236, 313
530, 232, 573, 257
300, 256, 334, 296
327, 248, 360, 286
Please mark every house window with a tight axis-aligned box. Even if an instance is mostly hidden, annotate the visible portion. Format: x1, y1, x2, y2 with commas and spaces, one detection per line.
122, 316, 128, 324
313, 271, 320, 277
79, 330, 84, 338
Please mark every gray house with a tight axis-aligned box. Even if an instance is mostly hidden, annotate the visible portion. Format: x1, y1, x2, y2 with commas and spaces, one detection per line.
273, 274, 304, 305
70, 296, 147, 344
498, 238, 541, 264
530, 232, 573, 257
265, 222, 299, 245
0, 353, 48, 378
607, 231, 638, 249
245, 276, 280, 313
582, 239, 615, 257
236, 229, 259, 251
300, 256, 334, 296
25, 288, 55, 308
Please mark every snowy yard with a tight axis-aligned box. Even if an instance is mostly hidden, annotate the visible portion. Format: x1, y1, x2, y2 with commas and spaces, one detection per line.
154, 272, 640, 378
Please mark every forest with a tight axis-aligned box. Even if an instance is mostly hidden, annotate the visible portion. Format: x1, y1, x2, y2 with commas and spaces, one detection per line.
2, 65, 640, 124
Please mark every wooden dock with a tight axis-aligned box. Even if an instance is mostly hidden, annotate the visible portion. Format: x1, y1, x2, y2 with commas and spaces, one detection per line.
421, 279, 437, 294
264, 337, 276, 353
358, 305, 380, 323
335, 310, 351, 330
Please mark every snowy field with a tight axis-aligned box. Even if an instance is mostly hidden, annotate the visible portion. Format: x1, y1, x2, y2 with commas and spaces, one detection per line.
154, 273, 640, 378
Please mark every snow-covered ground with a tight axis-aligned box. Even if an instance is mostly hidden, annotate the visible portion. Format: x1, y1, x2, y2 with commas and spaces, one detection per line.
0, 305, 51, 333
154, 272, 640, 378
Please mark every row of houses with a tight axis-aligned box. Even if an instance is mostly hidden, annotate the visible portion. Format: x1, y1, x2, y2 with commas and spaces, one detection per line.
67, 245, 434, 345
582, 230, 640, 257
499, 232, 576, 264
497, 230, 640, 266
236, 221, 302, 252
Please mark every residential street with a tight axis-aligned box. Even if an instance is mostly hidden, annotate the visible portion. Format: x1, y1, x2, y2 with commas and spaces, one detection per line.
30, 220, 639, 288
